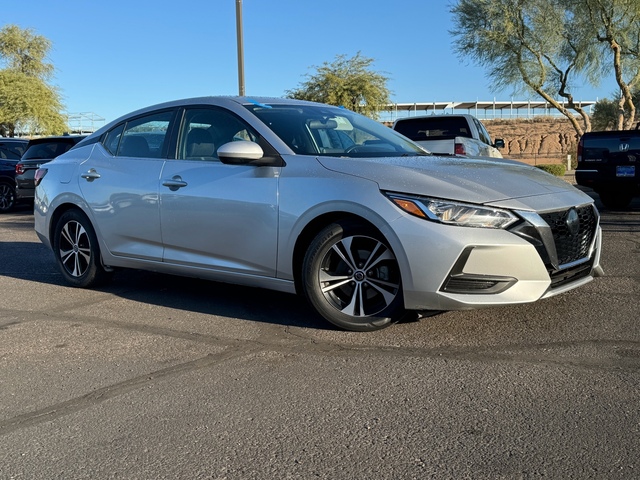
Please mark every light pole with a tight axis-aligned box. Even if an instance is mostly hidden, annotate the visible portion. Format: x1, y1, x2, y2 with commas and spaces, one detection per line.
236, 0, 245, 96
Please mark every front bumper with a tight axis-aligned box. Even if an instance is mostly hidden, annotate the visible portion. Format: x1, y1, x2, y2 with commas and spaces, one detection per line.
390, 204, 602, 312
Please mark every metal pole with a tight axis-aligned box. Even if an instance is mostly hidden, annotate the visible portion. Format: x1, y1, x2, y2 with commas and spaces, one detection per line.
236, 0, 245, 96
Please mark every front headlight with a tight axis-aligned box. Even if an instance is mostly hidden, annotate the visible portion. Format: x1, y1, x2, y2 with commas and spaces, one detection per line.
385, 193, 518, 229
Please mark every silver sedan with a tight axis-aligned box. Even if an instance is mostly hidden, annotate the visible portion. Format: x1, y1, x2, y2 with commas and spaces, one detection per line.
34, 97, 603, 331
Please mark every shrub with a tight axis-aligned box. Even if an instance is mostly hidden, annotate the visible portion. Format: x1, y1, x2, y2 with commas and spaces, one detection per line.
535, 164, 566, 176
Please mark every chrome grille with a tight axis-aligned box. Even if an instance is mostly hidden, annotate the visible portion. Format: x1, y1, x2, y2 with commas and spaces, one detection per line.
539, 205, 597, 266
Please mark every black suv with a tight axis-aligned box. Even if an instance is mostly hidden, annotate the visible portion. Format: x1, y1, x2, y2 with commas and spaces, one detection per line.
15, 135, 86, 201
0, 138, 29, 213
575, 129, 640, 209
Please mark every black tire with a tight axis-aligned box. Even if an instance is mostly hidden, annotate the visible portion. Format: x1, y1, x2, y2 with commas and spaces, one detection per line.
302, 220, 404, 331
598, 190, 633, 210
0, 181, 16, 213
52, 209, 110, 288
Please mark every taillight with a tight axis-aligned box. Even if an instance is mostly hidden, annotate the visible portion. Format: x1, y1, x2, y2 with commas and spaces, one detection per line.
15, 163, 25, 175
454, 143, 466, 155
577, 137, 583, 162
34, 168, 48, 187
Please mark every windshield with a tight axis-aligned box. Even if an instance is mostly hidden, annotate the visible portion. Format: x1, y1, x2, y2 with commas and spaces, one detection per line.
245, 103, 427, 157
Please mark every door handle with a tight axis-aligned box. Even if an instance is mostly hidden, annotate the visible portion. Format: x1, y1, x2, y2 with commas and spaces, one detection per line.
80, 169, 101, 182
162, 176, 188, 191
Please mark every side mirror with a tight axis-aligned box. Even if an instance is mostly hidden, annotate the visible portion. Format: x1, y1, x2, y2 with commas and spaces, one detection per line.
494, 138, 505, 149
217, 141, 264, 164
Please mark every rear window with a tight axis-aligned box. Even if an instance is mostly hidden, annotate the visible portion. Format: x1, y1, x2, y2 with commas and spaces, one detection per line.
0, 141, 27, 160
23, 139, 82, 160
394, 117, 472, 141
582, 133, 640, 162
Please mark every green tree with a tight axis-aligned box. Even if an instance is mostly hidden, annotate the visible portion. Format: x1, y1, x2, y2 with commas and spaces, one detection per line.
592, 89, 640, 130
0, 25, 66, 136
450, 0, 640, 135
287, 52, 391, 119
575, 0, 640, 130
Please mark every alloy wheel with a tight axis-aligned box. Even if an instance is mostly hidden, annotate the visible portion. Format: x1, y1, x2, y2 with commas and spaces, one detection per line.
317, 234, 401, 318
58, 220, 92, 278
0, 183, 15, 212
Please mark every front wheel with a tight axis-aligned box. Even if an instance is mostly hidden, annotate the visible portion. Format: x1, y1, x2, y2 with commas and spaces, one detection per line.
52, 209, 110, 288
302, 220, 404, 331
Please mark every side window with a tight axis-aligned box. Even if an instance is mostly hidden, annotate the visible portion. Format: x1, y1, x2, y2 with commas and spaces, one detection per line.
178, 107, 258, 161
103, 124, 124, 155
0, 142, 26, 159
116, 111, 173, 158
474, 118, 492, 145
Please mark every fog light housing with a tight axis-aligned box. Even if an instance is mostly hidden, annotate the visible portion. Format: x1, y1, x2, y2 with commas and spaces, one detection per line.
440, 247, 517, 294
442, 274, 516, 294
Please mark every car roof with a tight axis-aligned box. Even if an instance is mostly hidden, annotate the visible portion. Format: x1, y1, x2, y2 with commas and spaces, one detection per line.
108, 96, 318, 124
581, 130, 640, 137
26, 135, 86, 146
393, 113, 474, 124
81, 96, 327, 146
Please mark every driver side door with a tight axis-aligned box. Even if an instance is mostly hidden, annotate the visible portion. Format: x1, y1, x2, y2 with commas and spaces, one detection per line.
159, 106, 280, 277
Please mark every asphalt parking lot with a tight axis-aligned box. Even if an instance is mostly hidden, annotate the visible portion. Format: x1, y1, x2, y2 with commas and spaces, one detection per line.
1, 193, 639, 479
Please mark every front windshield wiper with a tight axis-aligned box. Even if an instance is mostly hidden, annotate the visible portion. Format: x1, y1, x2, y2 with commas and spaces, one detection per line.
400, 152, 432, 157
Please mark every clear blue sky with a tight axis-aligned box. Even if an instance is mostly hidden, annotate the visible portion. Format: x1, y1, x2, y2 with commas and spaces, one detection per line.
3, 0, 619, 124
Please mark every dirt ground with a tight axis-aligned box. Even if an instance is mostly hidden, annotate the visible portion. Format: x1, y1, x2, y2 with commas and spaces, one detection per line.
484, 117, 580, 167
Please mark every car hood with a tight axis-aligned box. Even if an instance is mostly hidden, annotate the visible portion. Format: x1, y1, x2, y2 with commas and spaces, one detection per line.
317, 155, 591, 210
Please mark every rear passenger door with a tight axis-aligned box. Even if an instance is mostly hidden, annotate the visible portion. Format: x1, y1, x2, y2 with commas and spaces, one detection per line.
78, 109, 176, 260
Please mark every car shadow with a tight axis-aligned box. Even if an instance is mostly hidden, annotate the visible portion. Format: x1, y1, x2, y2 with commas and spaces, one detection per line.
104, 268, 331, 330
0, 239, 332, 330
574, 188, 640, 232
101, 269, 431, 329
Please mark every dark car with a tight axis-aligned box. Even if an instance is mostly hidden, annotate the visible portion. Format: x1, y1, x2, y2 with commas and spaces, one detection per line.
0, 138, 29, 213
15, 135, 86, 201
576, 129, 640, 209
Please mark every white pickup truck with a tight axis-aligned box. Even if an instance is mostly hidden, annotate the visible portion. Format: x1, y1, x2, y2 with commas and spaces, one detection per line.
392, 114, 505, 158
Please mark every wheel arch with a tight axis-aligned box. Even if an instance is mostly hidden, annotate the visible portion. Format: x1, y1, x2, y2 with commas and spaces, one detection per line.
46, 201, 111, 265
291, 211, 403, 295
48, 202, 88, 242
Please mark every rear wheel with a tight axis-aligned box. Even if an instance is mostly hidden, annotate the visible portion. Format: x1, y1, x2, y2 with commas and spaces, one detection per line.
302, 220, 404, 331
53, 209, 110, 287
0, 182, 16, 213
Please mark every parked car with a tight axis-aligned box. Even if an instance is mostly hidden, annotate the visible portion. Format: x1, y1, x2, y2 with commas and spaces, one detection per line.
575, 129, 640, 209
34, 96, 603, 331
0, 137, 28, 160
15, 135, 86, 201
392, 114, 504, 157
0, 137, 29, 212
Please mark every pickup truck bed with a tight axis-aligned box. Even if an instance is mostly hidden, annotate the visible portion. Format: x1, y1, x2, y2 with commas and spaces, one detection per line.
392, 114, 504, 158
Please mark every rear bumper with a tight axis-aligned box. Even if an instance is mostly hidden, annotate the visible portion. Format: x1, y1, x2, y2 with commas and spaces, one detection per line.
575, 169, 640, 192
16, 186, 35, 200
15, 171, 36, 200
